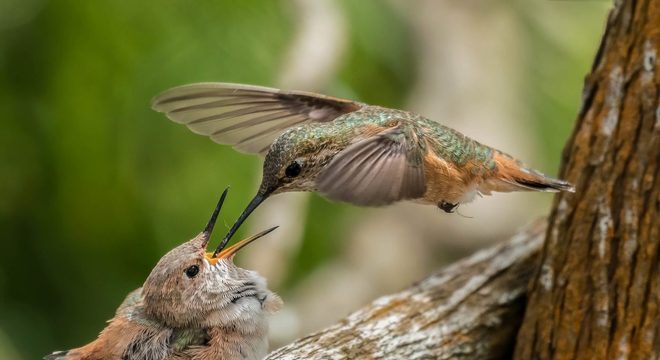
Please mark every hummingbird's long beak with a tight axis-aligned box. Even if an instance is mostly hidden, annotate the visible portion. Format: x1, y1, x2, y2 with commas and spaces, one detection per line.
213, 192, 266, 257
201, 187, 229, 248
215, 226, 278, 259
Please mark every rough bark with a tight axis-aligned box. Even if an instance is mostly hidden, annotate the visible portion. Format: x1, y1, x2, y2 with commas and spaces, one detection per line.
266, 220, 546, 360
514, 1, 660, 359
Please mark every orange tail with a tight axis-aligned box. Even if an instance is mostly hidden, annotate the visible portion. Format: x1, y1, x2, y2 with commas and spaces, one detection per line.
479, 151, 575, 195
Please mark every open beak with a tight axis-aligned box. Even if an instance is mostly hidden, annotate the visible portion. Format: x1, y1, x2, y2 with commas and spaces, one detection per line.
213, 192, 267, 257
200, 187, 229, 248
213, 226, 278, 260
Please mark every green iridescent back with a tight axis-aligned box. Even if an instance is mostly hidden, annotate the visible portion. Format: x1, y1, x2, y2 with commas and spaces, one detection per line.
278, 106, 497, 172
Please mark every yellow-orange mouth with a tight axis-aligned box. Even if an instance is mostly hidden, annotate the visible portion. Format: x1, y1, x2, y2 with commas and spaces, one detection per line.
205, 226, 278, 265
205, 252, 220, 265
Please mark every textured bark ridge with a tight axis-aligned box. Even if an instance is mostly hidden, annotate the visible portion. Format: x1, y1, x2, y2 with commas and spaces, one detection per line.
267, 220, 546, 360
514, 1, 659, 359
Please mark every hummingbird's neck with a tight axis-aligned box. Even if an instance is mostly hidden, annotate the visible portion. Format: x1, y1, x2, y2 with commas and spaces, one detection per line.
189, 321, 270, 360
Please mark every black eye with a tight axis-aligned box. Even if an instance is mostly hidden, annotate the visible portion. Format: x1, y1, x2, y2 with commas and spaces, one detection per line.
185, 265, 199, 278
285, 161, 302, 177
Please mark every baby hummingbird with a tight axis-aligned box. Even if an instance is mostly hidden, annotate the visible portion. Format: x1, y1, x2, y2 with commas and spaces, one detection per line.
152, 83, 575, 252
46, 188, 282, 360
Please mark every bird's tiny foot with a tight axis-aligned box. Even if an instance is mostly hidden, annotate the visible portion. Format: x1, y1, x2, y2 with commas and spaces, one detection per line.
439, 201, 459, 213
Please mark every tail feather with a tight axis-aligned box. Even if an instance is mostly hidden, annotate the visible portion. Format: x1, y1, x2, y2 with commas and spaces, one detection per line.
509, 176, 575, 192
480, 151, 575, 194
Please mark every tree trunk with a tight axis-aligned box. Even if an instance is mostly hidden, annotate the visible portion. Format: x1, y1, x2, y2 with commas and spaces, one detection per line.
514, 0, 659, 359
266, 220, 546, 359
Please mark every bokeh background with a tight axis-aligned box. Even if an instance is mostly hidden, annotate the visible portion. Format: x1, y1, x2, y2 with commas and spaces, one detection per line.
1, 0, 610, 358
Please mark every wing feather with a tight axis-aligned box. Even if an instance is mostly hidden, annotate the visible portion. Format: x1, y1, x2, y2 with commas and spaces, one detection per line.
152, 82, 362, 155
316, 126, 426, 206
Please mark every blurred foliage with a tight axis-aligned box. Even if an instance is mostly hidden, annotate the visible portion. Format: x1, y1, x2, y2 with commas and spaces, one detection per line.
517, 1, 608, 169
286, 0, 417, 289
0, 0, 606, 358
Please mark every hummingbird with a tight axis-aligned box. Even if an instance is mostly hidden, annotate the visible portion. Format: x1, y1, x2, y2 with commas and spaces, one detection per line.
152, 83, 575, 254
46, 188, 283, 360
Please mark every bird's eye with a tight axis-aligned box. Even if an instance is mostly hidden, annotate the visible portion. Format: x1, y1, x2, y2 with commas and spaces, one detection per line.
185, 265, 199, 278
285, 161, 302, 178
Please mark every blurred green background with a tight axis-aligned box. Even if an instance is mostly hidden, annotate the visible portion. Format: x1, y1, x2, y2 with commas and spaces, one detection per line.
0, 0, 608, 358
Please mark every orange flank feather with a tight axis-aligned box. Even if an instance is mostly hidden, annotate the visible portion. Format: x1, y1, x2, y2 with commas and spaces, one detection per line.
420, 150, 574, 207
421, 151, 479, 205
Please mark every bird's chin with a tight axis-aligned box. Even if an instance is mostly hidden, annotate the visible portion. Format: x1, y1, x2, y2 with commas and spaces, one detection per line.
201, 304, 267, 331
261, 291, 283, 314
274, 179, 317, 194
232, 291, 271, 312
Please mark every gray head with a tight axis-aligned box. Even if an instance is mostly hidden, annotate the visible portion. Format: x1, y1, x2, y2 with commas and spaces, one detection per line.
214, 129, 340, 255
142, 189, 282, 329
262, 129, 338, 194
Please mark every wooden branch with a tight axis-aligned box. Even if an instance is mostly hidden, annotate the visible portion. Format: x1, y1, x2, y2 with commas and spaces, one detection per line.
514, 1, 660, 359
267, 220, 546, 360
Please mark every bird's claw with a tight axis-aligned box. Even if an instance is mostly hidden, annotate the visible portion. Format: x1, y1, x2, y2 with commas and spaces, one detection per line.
439, 201, 459, 213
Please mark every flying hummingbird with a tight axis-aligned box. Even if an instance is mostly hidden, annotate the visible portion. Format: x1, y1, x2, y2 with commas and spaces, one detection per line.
152, 83, 575, 254
46, 188, 283, 360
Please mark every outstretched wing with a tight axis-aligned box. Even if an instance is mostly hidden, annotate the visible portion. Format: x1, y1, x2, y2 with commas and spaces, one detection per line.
152, 83, 363, 155
316, 125, 427, 206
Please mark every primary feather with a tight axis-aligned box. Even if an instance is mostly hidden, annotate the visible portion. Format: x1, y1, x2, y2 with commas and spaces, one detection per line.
152, 83, 362, 155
